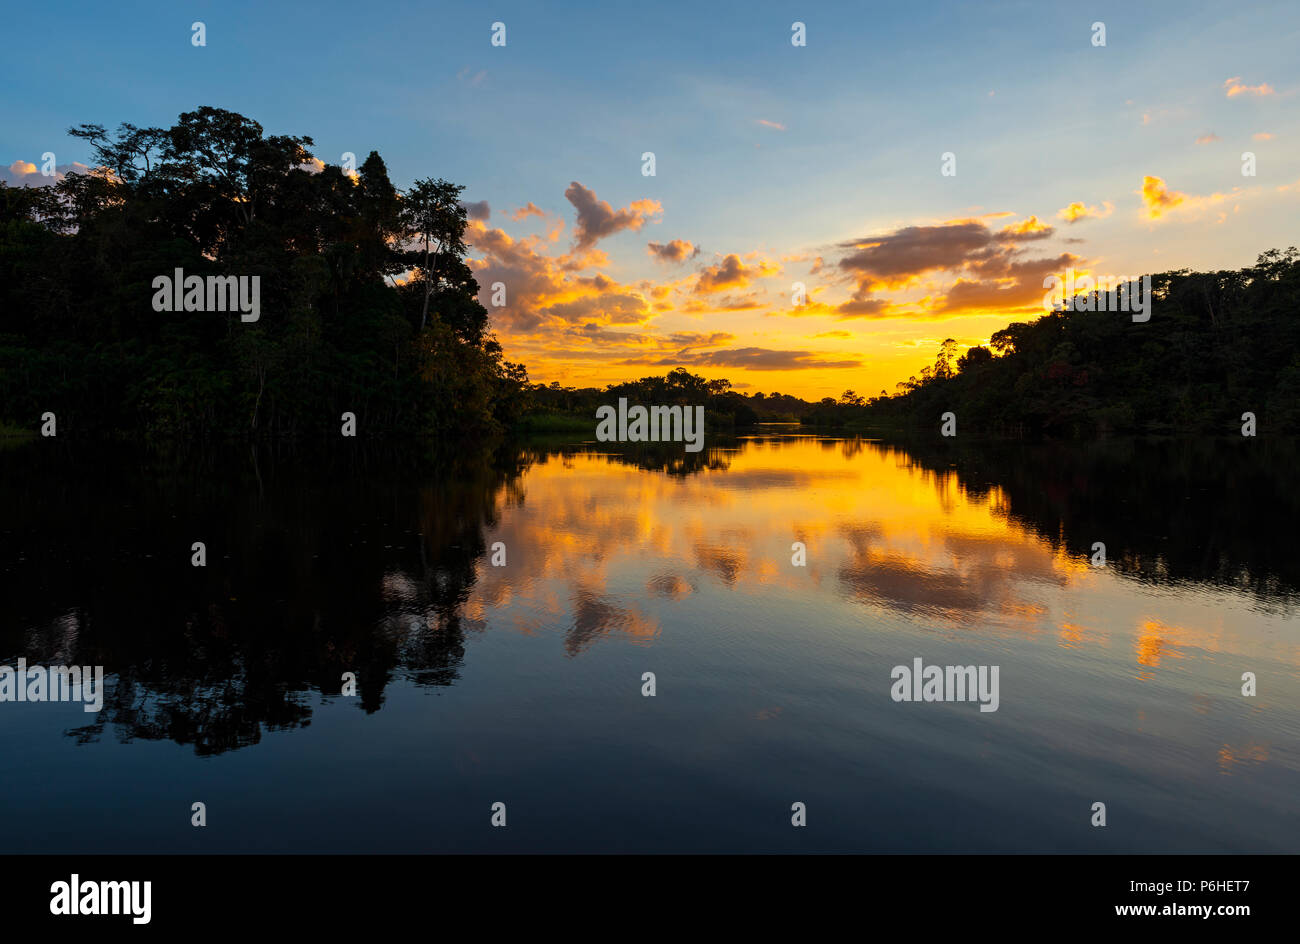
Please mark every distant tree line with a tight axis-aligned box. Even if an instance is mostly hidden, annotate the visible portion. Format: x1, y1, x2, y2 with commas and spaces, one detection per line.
0, 107, 528, 441
805, 249, 1300, 436
523, 368, 784, 429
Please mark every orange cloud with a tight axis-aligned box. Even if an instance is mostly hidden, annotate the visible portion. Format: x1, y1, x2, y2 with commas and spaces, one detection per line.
682, 293, 765, 312
511, 201, 546, 221
694, 253, 779, 294
1140, 176, 1186, 218
935, 251, 1080, 314
667, 331, 734, 347
1223, 76, 1275, 98
647, 239, 699, 263
997, 215, 1053, 239
1056, 200, 1114, 222
623, 347, 862, 371
466, 219, 652, 332
835, 217, 1069, 310
838, 221, 991, 292
1139, 175, 1239, 221
564, 182, 662, 250
1, 159, 93, 187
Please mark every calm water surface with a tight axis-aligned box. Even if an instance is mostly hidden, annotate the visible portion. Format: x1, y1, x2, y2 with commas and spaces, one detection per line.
1, 434, 1297, 852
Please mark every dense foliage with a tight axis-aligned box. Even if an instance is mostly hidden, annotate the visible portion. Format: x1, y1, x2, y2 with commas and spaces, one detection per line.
0, 107, 528, 440
523, 367, 767, 429
806, 249, 1300, 436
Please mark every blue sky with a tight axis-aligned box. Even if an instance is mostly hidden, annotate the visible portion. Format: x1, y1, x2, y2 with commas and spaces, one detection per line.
4, 0, 1298, 395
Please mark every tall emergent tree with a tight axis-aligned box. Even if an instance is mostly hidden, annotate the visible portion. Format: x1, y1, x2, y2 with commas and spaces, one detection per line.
0, 107, 528, 440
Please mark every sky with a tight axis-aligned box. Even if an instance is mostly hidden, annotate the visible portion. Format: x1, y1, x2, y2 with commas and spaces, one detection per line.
3, 0, 1298, 398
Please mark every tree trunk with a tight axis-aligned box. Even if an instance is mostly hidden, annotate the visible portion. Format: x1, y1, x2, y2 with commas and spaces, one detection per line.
419, 235, 431, 330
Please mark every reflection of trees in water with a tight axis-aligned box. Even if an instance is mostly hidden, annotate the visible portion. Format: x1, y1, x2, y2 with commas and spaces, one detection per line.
515, 439, 735, 476
6, 433, 1294, 755
1, 434, 736, 755
0, 441, 531, 755
874, 436, 1300, 601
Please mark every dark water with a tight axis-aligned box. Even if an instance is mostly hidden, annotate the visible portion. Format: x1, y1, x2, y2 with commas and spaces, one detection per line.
1, 433, 1297, 852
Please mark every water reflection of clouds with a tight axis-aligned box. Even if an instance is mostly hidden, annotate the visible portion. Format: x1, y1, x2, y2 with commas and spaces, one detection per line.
467, 440, 1092, 643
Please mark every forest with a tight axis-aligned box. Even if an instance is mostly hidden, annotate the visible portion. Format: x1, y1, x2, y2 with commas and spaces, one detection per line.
0, 107, 528, 441
805, 248, 1300, 436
